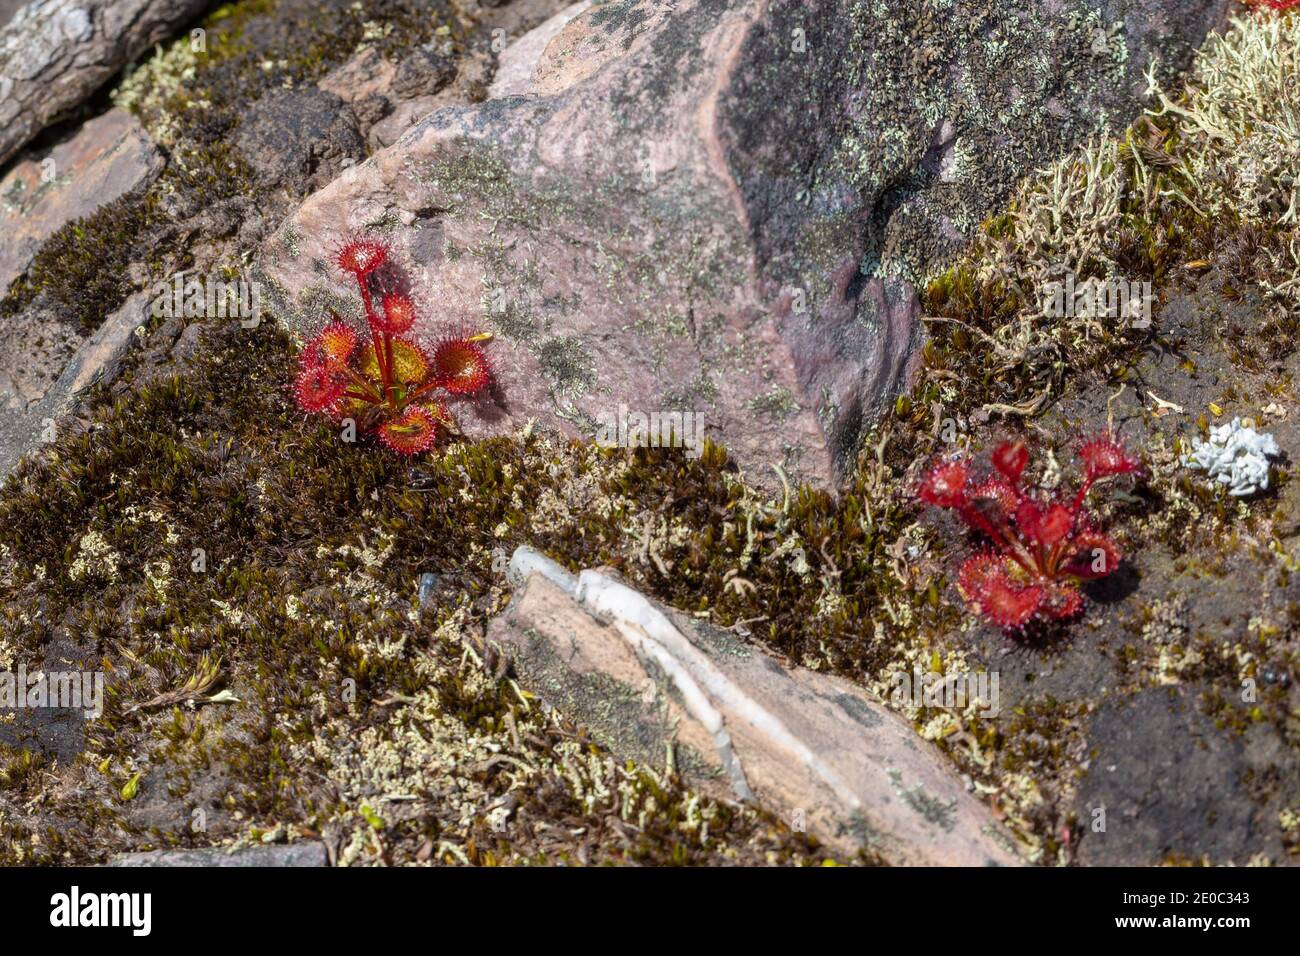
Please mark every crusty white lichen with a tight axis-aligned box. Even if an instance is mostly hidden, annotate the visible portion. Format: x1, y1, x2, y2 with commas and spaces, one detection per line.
1182, 417, 1281, 497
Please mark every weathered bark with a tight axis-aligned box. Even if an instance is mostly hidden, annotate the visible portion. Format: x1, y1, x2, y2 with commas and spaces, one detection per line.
0, 0, 207, 167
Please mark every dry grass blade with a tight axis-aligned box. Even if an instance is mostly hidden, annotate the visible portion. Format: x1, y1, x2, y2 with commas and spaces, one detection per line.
124, 654, 223, 714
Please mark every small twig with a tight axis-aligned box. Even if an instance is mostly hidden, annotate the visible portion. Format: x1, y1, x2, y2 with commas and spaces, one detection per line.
818, 538, 841, 580
770, 464, 791, 514
921, 315, 1002, 348
981, 386, 1051, 419
1106, 383, 1127, 432
504, 711, 522, 751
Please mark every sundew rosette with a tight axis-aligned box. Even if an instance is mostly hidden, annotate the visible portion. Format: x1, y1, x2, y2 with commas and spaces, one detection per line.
292, 237, 494, 455
919, 434, 1141, 630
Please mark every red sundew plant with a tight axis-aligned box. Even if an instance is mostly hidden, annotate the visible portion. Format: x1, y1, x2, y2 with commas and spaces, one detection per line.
294, 236, 493, 455
918, 433, 1141, 630
1248, 0, 1300, 11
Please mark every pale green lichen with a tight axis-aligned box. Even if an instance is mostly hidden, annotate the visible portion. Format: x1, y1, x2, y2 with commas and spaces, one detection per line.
1147, 13, 1300, 229
67, 529, 122, 583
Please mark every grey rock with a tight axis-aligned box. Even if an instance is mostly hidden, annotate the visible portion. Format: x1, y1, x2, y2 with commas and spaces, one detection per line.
0, 0, 25, 28
234, 88, 366, 196
108, 841, 329, 867
0, 288, 148, 478
0, 0, 209, 167
350, 93, 394, 133
391, 44, 458, 99
488, 546, 1024, 865
0, 293, 82, 411
1073, 686, 1283, 865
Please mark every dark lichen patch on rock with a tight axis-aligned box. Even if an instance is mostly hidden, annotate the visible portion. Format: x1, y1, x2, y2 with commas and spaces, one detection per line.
510, 625, 722, 787
589, 0, 654, 43
719, 0, 1229, 295
607, 0, 727, 111
536, 336, 597, 397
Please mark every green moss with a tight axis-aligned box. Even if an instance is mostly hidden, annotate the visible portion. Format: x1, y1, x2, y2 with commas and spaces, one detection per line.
0, 746, 47, 794
0, 308, 859, 865
1, 192, 163, 332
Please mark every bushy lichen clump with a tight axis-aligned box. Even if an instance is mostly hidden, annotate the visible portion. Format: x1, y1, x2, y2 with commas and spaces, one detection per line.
1147, 12, 1300, 241
922, 12, 1300, 422
1183, 418, 1281, 497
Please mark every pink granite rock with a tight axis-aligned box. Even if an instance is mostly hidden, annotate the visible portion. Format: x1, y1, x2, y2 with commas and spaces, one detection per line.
256, 0, 1230, 489
0, 107, 161, 292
